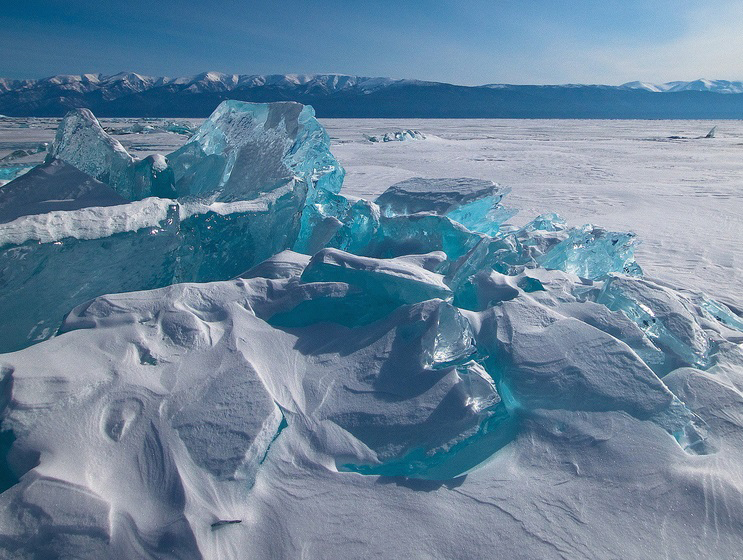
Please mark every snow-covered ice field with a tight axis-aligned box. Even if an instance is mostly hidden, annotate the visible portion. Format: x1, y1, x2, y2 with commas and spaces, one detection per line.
1, 113, 742, 559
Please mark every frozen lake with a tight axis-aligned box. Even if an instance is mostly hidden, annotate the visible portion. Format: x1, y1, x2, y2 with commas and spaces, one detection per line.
2, 111, 743, 560
2, 117, 741, 308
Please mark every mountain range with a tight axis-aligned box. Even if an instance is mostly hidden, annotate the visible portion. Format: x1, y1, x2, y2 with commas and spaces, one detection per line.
2, 72, 743, 118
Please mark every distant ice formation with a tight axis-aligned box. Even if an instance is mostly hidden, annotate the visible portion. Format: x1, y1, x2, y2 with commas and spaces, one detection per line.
0, 102, 742, 559
365, 129, 426, 142
104, 120, 196, 136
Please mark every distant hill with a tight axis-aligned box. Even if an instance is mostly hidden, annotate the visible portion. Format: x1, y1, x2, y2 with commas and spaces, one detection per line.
2, 72, 743, 118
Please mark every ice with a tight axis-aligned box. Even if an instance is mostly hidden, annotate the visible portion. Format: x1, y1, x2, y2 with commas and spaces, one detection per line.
596, 275, 711, 370
375, 177, 514, 235
105, 120, 196, 136
364, 129, 426, 142
0, 102, 342, 352
289, 298, 504, 479
0, 193, 306, 352
0, 164, 34, 185
294, 187, 352, 254
49, 108, 176, 200
301, 248, 452, 305
168, 100, 344, 202
0, 144, 47, 162
2, 115, 743, 559
477, 296, 673, 415
132, 154, 178, 198
556, 300, 666, 368
536, 224, 642, 279
420, 301, 478, 369
265, 249, 451, 328
299, 188, 485, 262
696, 295, 743, 332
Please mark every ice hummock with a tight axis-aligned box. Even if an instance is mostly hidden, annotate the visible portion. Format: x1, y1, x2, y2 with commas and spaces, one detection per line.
168, 100, 344, 202
0, 101, 344, 352
49, 108, 177, 200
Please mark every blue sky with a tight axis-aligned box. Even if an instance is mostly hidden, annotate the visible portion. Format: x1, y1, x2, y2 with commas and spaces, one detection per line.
1, 0, 741, 84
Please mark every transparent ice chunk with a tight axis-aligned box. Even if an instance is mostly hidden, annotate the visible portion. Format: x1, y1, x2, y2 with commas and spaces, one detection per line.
375, 177, 513, 235
168, 100, 344, 203
420, 301, 478, 370
537, 224, 641, 280
696, 295, 743, 332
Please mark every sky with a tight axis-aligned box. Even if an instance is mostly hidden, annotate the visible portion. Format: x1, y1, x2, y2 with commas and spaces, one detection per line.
1, 0, 742, 84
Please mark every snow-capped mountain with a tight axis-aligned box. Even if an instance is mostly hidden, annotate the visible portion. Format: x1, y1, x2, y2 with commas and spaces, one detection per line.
2, 72, 743, 117
621, 79, 743, 94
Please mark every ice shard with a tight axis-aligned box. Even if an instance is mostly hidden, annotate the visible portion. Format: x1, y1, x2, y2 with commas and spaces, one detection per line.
375, 177, 514, 235
0, 164, 35, 184
364, 129, 426, 142
48, 108, 176, 200
596, 275, 711, 369
301, 248, 452, 305
477, 296, 677, 418
536, 224, 641, 279
696, 295, 743, 332
420, 301, 478, 370
168, 100, 344, 202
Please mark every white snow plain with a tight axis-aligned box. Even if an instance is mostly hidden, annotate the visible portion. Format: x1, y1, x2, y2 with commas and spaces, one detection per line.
0, 117, 742, 560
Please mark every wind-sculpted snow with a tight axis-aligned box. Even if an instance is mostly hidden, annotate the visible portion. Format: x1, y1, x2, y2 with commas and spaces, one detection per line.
1, 105, 743, 559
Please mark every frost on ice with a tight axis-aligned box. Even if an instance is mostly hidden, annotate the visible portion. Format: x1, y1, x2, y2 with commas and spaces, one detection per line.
1, 102, 743, 559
